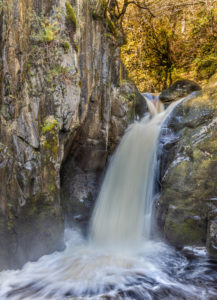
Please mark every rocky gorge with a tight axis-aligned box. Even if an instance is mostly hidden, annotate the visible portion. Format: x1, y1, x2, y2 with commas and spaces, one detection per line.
0, 0, 145, 270
0, 0, 217, 280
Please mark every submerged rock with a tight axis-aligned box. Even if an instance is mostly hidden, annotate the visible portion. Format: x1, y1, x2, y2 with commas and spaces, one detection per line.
159, 80, 202, 105
157, 74, 217, 257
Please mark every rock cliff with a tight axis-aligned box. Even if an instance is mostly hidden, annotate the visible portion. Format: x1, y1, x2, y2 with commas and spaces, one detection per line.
157, 74, 217, 257
0, 0, 145, 270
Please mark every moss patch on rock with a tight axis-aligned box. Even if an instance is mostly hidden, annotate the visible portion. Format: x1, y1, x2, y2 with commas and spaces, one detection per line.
65, 2, 77, 28
41, 116, 58, 135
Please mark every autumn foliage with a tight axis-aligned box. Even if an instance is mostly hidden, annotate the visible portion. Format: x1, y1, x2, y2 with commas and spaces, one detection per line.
120, 0, 217, 92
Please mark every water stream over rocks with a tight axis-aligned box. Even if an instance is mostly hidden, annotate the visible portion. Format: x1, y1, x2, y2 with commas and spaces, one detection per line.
0, 99, 216, 300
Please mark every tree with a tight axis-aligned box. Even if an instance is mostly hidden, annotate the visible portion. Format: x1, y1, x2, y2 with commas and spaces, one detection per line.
121, 0, 217, 91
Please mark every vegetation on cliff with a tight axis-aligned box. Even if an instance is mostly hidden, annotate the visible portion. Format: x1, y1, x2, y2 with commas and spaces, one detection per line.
65, 2, 77, 28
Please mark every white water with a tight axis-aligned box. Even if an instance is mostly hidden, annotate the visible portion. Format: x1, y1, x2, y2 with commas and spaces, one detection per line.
90, 99, 167, 248
0, 98, 216, 299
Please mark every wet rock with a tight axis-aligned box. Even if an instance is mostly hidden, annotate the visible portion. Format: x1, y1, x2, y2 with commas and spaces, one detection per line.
157, 74, 217, 257
159, 80, 202, 105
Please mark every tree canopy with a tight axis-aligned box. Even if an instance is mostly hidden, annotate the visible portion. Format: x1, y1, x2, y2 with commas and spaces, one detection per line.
120, 0, 217, 91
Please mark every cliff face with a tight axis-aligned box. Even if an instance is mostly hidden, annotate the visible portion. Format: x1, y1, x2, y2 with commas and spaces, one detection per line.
157, 74, 217, 257
0, 0, 144, 270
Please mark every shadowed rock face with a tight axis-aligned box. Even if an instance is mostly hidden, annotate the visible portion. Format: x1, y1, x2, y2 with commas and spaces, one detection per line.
157, 74, 217, 257
0, 0, 146, 270
159, 80, 202, 105
60, 80, 146, 231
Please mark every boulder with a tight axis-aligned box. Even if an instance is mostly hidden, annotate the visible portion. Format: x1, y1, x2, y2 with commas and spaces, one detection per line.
159, 80, 202, 105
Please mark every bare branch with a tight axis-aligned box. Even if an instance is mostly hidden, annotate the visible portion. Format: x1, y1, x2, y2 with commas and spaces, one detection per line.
117, 1, 155, 19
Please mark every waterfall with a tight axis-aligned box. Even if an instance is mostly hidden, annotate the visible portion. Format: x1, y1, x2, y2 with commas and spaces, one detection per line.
0, 97, 216, 300
90, 98, 179, 248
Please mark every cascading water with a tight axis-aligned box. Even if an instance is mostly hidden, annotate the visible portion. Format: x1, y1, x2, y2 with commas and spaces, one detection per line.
0, 98, 216, 300
90, 99, 166, 248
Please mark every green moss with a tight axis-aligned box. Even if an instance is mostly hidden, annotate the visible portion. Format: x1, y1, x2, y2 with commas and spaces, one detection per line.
41, 117, 59, 159
48, 170, 57, 194
63, 41, 70, 53
199, 133, 217, 155
32, 21, 59, 43
65, 2, 77, 27
49, 183, 56, 192
165, 216, 205, 246
52, 144, 59, 156
43, 138, 58, 156
42, 23, 57, 42
43, 140, 51, 151
41, 117, 58, 135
